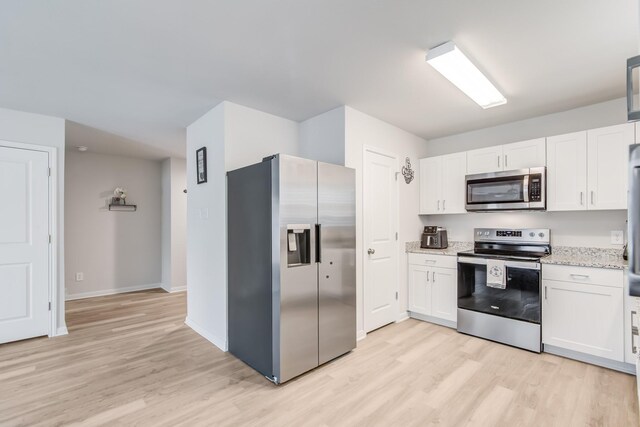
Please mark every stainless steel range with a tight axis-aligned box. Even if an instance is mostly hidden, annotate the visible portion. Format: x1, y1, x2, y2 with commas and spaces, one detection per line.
457, 228, 551, 353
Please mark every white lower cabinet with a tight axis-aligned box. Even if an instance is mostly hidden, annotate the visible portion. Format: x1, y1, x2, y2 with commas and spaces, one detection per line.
408, 254, 457, 326
431, 267, 457, 322
542, 265, 624, 362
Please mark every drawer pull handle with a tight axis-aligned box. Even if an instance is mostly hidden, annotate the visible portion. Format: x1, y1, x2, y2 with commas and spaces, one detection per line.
569, 274, 590, 279
424, 259, 437, 264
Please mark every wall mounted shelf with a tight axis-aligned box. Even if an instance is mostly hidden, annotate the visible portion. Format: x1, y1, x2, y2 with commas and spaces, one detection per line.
108, 203, 137, 212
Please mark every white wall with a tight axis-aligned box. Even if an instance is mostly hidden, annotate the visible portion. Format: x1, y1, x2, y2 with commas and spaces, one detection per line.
224, 101, 299, 171
161, 157, 187, 292
344, 107, 428, 337
186, 103, 227, 349
65, 151, 162, 299
186, 101, 298, 351
0, 107, 66, 334
423, 97, 629, 249
299, 106, 346, 165
427, 97, 627, 156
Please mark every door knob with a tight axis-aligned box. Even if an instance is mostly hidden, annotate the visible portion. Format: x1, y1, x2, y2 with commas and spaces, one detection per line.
367, 248, 375, 255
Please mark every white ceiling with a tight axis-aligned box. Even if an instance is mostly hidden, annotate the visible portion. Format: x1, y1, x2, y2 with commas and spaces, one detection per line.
1, 0, 638, 158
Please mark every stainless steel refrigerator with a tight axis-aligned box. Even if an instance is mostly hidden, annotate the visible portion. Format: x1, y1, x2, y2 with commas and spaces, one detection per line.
227, 154, 356, 384
630, 144, 640, 298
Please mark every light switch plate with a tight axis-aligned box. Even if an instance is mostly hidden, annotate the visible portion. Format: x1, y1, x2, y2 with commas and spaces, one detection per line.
75, 272, 84, 282
611, 230, 624, 245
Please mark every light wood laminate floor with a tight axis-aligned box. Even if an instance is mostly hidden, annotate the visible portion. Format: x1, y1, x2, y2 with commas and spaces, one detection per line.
0, 289, 637, 426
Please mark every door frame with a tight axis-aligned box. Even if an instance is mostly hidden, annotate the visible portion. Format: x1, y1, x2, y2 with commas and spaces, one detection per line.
362, 145, 400, 332
0, 139, 59, 338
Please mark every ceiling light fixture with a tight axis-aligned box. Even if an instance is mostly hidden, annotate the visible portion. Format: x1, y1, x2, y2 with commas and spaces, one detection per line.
426, 41, 506, 109
77, 146, 88, 152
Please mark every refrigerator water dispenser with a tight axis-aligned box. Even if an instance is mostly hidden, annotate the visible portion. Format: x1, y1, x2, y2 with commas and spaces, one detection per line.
287, 224, 311, 267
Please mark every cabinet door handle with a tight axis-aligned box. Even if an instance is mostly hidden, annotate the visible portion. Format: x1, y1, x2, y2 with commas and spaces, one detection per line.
442, 200, 446, 211
432, 271, 436, 283
590, 191, 595, 205
544, 285, 547, 300
497, 155, 500, 168
437, 200, 440, 211
426, 271, 430, 282
580, 191, 583, 205
505, 154, 508, 168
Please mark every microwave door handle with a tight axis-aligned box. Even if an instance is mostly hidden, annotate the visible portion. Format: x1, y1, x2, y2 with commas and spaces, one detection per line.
523, 175, 530, 203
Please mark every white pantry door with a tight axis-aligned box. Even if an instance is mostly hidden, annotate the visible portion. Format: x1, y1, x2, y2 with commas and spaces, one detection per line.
0, 146, 50, 343
364, 148, 398, 332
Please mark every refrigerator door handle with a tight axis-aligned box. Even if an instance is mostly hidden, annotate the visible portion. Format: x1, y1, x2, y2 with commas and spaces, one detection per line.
315, 224, 321, 263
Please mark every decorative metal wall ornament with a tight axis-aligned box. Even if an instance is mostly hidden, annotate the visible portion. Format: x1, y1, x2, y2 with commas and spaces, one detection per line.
401, 157, 414, 184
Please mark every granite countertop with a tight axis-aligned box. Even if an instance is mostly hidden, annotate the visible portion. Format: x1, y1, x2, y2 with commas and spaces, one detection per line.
405, 241, 473, 257
540, 246, 627, 270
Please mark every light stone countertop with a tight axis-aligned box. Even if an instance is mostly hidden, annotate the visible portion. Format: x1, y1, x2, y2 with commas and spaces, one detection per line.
540, 246, 627, 270
406, 241, 627, 270
405, 241, 473, 257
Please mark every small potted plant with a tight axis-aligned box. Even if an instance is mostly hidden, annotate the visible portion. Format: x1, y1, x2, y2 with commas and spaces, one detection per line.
112, 187, 127, 205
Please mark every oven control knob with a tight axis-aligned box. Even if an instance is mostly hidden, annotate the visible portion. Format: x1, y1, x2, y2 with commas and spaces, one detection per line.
538, 232, 545, 238
529, 232, 535, 237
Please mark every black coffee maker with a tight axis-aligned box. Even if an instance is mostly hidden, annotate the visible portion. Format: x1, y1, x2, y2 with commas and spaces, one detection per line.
420, 226, 448, 249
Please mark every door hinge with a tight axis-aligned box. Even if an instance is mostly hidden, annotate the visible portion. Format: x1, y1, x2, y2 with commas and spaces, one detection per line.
48, 302, 51, 311
395, 172, 399, 181
395, 232, 398, 241
395, 291, 398, 300
48, 167, 51, 177
48, 235, 52, 244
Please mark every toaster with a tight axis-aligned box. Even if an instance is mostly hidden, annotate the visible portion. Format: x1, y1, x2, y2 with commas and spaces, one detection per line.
421, 226, 448, 249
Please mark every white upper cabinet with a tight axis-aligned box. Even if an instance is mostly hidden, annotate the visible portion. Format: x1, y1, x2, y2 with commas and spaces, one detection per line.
466, 138, 546, 175
440, 153, 467, 214
466, 145, 503, 175
587, 123, 635, 210
547, 131, 588, 211
419, 153, 466, 215
547, 123, 634, 212
419, 157, 440, 215
502, 138, 546, 170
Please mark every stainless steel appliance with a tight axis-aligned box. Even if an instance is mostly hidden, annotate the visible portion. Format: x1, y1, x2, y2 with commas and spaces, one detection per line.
457, 228, 551, 352
421, 226, 448, 249
465, 167, 546, 212
627, 55, 640, 121
628, 144, 640, 398
227, 154, 356, 384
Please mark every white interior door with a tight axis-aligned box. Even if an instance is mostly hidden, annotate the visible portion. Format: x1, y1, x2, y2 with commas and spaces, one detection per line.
0, 146, 50, 343
364, 148, 398, 332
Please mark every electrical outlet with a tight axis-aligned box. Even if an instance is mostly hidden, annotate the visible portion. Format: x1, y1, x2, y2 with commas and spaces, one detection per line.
611, 230, 624, 245
75, 272, 84, 282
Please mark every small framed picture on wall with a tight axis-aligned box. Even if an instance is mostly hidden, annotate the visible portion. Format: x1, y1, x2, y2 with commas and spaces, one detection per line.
196, 147, 207, 184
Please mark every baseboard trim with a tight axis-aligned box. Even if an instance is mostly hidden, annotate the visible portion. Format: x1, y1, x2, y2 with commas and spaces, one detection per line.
169, 286, 187, 293
396, 311, 410, 323
185, 316, 228, 351
544, 344, 636, 375
65, 283, 162, 301
409, 312, 457, 329
53, 326, 68, 337
357, 330, 367, 341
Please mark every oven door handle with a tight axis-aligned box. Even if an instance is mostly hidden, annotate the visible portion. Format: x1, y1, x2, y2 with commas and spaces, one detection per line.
457, 256, 540, 270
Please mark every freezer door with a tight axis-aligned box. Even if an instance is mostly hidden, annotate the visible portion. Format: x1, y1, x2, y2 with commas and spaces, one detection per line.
629, 145, 640, 296
275, 155, 319, 383
318, 162, 356, 365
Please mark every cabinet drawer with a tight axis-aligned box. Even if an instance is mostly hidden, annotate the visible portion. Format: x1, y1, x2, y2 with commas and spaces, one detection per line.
542, 264, 622, 288
408, 253, 457, 269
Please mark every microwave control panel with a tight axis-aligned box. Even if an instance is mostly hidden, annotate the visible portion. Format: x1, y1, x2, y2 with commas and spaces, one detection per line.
529, 174, 542, 201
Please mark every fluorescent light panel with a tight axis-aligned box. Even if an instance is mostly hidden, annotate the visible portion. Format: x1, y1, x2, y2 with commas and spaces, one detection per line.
426, 41, 506, 109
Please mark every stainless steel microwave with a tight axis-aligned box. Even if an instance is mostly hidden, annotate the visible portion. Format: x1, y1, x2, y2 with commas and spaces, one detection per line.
465, 167, 546, 212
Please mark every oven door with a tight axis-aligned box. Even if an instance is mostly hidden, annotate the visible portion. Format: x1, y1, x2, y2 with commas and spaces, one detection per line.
457, 256, 541, 324
465, 169, 530, 211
